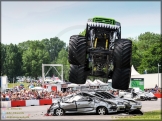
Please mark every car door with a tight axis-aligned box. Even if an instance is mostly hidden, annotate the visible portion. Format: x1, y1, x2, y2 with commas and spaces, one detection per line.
61, 101, 77, 111
76, 96, 95, 112
60, 96, 77, 111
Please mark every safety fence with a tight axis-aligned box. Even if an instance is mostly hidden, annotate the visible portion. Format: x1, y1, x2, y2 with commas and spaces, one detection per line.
1, 93, 161, 108
1, 98, 59, 108
154, 93, 162, 98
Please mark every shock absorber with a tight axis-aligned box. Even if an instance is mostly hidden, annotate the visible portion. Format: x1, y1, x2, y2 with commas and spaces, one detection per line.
94, 38, 98, 48
104, 34, 108, 50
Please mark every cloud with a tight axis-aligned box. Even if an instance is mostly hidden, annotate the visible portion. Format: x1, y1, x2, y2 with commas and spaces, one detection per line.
1, 1, 81, 19
2, 1, 160, 45
116, 13, 160, 27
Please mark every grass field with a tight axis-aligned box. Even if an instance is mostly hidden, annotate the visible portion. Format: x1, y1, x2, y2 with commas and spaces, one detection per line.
8, 82, 37, 89
116, 110, 161, 120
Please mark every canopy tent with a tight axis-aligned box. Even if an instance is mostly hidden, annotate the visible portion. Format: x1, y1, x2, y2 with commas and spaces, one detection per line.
131, 65, 140, 75
85, 79, 97, 86
93, 79, 107, 85
44, 79, 53, 82
54, 79, 63, 83
31, 86, 44, 90
68, 83, 78, 87
29, 85, 34, 89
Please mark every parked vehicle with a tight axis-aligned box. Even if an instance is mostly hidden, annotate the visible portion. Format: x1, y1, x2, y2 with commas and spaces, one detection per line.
119, 88, 157, 101
81, 89, 142, 112
46, 93, 118, 116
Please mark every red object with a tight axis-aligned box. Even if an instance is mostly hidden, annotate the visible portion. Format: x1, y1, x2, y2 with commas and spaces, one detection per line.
44, 113, 51, 116
154, 93, 162, 98
11, 100, 26, 107
39, 99, 52, 105
51, 86, 57, 91
43, 84, 47, 88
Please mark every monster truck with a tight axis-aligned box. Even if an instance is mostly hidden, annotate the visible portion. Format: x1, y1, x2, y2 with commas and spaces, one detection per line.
68, 17, 132, 90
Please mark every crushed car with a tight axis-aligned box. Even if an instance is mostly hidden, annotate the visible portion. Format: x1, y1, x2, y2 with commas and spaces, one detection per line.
119, 87, 158, 101
81, 89, 142, 113
46, 93, 118, 116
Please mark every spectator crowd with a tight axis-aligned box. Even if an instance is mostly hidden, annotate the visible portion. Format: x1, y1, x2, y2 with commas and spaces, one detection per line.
1, 89, 79, 101
1, 83, 161, 101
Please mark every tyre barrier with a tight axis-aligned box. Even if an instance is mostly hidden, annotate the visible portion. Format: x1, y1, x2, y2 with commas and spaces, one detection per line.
154, 93, 162, 98
1, 98, 60, 108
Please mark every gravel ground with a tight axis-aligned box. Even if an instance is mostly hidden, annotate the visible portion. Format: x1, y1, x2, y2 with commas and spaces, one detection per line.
1, 98, 161, 120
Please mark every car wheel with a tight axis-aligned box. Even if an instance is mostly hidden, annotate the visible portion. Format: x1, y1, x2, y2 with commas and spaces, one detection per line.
97, 107, 107, 115
68, 35, 87, 65
54, 108, 65, 116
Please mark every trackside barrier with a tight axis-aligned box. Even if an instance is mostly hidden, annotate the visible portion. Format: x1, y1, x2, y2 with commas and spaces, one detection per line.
1, 99, 59, 107
11, 100, 26, 107
154, 93, 162, 98
26, 100, 39, 106
52, 98, 60, 103
39, 99, 52, 105
1, 101, 11, 108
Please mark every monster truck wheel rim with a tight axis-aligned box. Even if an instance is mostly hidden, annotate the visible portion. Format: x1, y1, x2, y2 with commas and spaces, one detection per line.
98, 107, 106, 115
55, 108, 64, 116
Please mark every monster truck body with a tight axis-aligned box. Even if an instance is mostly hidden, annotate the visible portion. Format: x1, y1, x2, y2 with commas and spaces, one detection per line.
68, 17, 132, 90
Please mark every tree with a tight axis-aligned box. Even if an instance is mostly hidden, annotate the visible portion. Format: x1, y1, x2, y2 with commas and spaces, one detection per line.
79, 29, 86, 36
42, 37, 66, 63
128, 38, 141, 71
4, 44, 22, 82
0, 43, 7, 76
137, 41, 162, 73
22, 41, 50, 79
56, 48, 70, 81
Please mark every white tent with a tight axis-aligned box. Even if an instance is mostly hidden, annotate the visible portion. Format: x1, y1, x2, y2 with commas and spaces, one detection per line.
31, 87, 44, 90
44, 79, 53, 82
85, 79, 96, 86
93, 79, 107, 85
68, 83, 78, 87
131, 65, 140, 75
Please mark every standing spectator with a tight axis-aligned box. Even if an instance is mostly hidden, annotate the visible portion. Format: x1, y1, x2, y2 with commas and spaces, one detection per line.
155, 84, 158, 91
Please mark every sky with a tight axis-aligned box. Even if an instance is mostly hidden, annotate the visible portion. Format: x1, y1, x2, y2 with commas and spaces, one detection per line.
1, 1, 161, 45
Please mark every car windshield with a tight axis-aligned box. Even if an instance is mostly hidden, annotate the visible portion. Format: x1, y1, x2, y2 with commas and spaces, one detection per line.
96, 92, 115, 99
65, 95, 82, 102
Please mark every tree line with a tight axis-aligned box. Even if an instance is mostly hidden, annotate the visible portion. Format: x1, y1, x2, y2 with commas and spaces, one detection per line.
0, 32, 161, 82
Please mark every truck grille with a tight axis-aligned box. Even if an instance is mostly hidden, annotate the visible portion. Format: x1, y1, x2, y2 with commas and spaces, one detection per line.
93, 18, 115, 25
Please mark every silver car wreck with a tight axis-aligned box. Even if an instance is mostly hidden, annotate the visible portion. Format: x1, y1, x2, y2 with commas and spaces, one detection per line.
47, 94, 118, 116
119, 88, 158, 101
83, 90, 142, 113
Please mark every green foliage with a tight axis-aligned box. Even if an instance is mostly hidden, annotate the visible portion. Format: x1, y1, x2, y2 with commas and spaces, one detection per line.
116, 110, 161, 120
0, 43, 7, 76
55, 48, 70, 81
79, 29, 86, 36
3, 44, 22, 82
1, 31, 161, 81
42, 37, 66, 62
135, 32, 162, 73
22, 41, 50, 79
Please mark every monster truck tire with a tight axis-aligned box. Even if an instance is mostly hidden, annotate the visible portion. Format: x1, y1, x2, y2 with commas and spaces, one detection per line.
68, 35, 87, 65
69, 64, 87, 84
112, 68, 131, 90
114, 39, 132, 68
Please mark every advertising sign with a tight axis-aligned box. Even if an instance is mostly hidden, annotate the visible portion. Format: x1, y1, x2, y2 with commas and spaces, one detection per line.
130, 78, 144, 91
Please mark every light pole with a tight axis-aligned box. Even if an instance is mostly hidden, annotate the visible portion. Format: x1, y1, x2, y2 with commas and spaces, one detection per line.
158, 63, 161, 88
